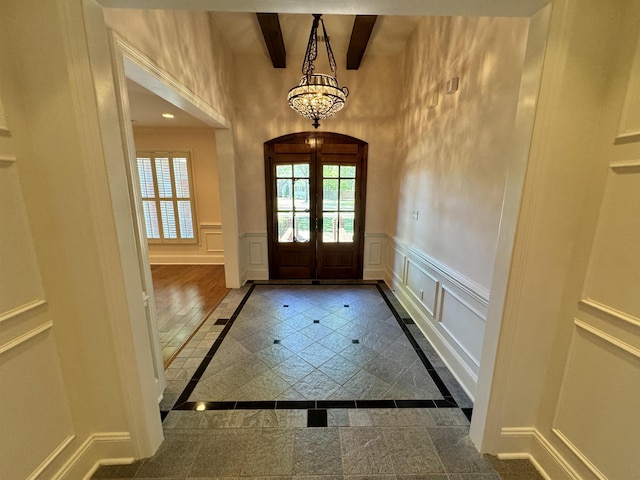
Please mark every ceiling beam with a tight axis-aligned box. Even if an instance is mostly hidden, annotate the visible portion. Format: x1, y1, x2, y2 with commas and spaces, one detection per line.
256, 13, 286, 68
346, 15, 377, 70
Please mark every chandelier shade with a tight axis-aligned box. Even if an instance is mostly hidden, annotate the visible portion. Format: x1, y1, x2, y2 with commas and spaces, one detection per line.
287, 74, 348, 129
287, 14, 348, 128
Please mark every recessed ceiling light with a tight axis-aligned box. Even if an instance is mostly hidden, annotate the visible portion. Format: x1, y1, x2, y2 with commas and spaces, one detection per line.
162, 113, 175, 119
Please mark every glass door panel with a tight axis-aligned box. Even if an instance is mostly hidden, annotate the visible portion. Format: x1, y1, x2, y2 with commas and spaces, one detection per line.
321, 164, 356, 244
276, 163, 310, 243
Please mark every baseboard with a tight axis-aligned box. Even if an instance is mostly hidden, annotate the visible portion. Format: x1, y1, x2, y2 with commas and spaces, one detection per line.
363, 268, 385, 280
149, 254, 224, 265
500, 427, 578, 480
52, 432, 135, 480
244, 269, 269, 281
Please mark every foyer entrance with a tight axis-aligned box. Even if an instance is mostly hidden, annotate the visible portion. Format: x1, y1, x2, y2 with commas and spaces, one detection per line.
265, 132, 368, 279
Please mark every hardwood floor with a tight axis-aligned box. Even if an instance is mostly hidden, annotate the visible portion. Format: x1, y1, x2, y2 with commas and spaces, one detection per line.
150, 264, 229, 368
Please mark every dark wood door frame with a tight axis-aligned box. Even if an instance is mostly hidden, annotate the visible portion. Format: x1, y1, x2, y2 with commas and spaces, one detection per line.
265, 132, 368, 279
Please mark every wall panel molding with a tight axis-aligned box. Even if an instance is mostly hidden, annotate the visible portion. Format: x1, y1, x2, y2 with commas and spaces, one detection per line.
363, 233, 386, 279
550, 318, 640, 480
27, 435, 75, 480
574, 318, 640, 359
609, 159, 640, 173
0, 298, 47, 324
388, 243, 407, 285
439, 285, 484, 367
0, 153, 17, 164
148, 254, 223, 265
0, 91, 9, 135
500, 427, 577, 480
391, 236, 490, 305
202, 223, 224, 254
53, 432, 133, 480
552, 429, 607, 480
579, 297, 640, 329
240, 233, 269, 283
384, 234, 488, 397
615, 29, 640, 143
0, 320, 52, 355
406, 258, 439, 316
149, 223, 224, 264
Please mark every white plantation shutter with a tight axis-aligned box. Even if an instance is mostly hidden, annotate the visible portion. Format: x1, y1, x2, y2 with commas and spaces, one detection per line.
136, 151, 198, 243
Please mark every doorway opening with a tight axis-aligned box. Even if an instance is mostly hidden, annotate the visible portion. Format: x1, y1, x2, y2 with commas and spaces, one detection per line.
265, 132, 368, 279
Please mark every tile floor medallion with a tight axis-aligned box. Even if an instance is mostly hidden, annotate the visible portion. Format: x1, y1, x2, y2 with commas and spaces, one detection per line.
93, 281, 543, 480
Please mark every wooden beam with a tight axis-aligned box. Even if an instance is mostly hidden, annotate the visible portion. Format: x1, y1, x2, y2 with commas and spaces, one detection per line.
347, 15, 377, 70
256, 13, 286, 69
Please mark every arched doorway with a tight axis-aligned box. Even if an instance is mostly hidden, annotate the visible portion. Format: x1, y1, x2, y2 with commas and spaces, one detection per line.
264, 132, 368, 279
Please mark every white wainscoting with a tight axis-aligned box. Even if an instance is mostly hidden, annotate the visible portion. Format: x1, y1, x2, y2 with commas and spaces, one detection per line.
383, 235, 489, 399
363, 233, 387, 280
148, 223, 224, 264
240, 233, 269, 283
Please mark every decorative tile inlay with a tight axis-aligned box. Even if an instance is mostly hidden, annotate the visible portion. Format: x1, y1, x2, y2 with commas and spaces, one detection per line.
99, 285, 537, 480
170, 282, 462, 411
307, 409, 328, 427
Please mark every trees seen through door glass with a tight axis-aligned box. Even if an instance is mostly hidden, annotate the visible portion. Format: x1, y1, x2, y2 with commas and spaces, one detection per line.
322, 165, 355, 243
276, 163, 310, 242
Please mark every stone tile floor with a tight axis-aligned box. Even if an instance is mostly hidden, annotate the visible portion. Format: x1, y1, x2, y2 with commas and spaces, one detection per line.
93, 281, 542, 480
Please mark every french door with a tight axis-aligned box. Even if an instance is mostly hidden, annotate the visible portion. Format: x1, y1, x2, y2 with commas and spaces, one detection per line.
265, 132, 368, 279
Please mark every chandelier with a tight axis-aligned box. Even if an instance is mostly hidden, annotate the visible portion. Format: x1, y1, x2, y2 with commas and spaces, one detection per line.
287, 14, 349, 129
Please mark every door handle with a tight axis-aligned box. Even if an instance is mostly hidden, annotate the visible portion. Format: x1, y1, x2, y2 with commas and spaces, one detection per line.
316, 217, 322, 232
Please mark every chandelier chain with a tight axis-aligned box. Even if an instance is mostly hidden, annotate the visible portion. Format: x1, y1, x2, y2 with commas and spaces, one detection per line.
320, 18, 338, 77
302, 15, 320, 78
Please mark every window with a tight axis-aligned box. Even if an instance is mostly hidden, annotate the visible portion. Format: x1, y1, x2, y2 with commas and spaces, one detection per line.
136, 151, 198, 243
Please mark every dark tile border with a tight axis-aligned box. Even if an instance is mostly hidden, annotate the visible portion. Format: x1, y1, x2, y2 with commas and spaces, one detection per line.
307, 409, 328, 427
375, 283, 458, 406
168, 399, 463, 412
173, 284, 257, 409
462, 407, 473, 422
168, 281, 469, 412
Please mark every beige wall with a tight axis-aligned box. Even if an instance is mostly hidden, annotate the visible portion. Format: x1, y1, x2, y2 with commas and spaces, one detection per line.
231, 51, 403, 236
0, 0, 158, 477
392, 16, 530, 290
104, 8, 234, 121
483, 0, 640, 478
133, 127, 225, 263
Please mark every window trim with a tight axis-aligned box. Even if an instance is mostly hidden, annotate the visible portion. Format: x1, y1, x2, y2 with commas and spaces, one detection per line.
136, 150, 199, 245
